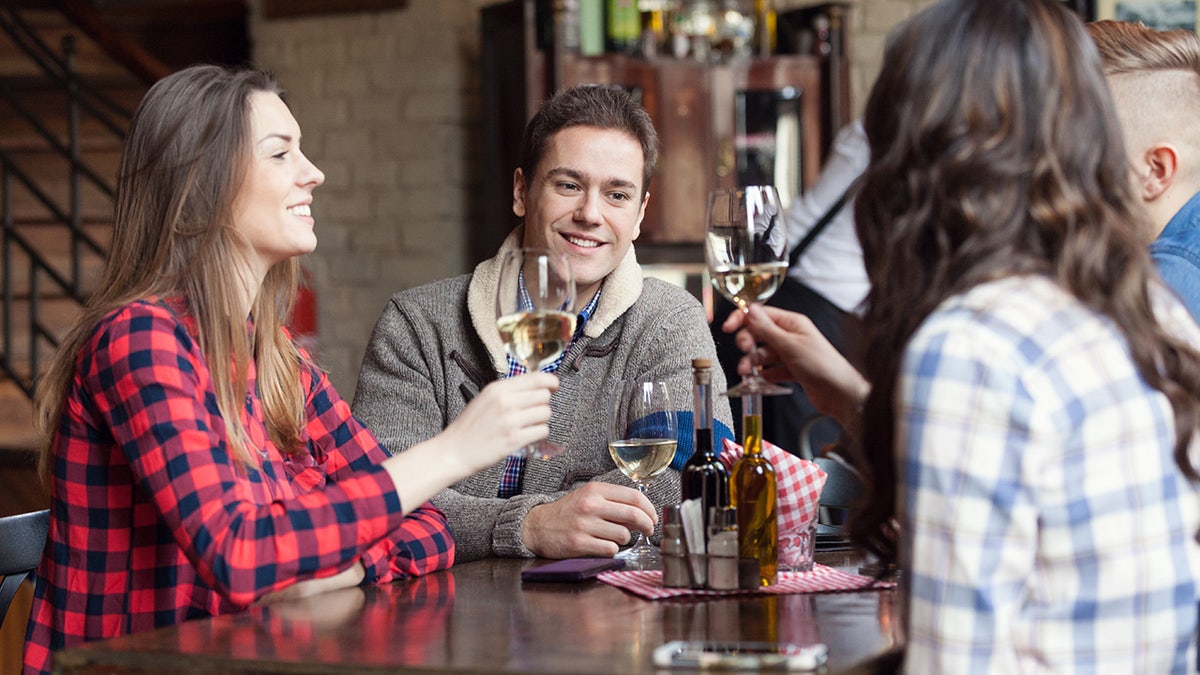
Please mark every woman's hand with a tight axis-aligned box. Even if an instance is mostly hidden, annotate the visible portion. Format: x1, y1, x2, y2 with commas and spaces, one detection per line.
438, 372, 559, 473
724, 305, 870, 429
381, 373, 558, 512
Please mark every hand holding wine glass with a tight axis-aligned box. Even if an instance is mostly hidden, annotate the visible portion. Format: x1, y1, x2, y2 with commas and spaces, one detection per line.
705, 185, 790, 397
608, 379, 678, 571
495, 247, 576, 459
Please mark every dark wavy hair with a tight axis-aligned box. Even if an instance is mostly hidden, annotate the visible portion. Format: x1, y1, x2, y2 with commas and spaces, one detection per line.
849, 0, 1200, 566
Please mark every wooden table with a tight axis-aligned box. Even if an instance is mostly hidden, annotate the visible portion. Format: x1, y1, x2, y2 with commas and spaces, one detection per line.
55, 553, 900, 674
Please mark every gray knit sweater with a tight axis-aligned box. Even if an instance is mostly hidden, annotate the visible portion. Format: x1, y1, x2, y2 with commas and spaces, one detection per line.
353, 229, 732, 562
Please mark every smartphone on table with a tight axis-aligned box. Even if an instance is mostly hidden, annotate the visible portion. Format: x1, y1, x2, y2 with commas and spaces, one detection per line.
652, 640, 828, 671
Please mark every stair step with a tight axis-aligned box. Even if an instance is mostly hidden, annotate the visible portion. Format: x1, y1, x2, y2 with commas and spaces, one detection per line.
0, 86, 137, 151
2, 222, 110, 296
0, 377, 37, 454
1, 295, 84, 377
2, 147, 120, 221
0, 10, 143, 82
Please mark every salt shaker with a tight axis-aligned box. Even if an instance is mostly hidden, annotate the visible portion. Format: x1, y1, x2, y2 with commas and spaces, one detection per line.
706, 506, 739, 591
661, 504, 690, 588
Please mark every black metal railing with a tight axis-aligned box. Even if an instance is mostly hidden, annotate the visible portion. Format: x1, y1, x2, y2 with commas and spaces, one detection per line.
0, 3, 132, 398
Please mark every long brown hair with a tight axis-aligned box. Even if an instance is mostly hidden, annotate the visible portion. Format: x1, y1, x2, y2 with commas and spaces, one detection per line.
35, 64, 308, 483
849, 0, 1200, 565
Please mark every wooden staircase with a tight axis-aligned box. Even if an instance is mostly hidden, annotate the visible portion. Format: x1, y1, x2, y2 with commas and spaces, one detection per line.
0, 4, 137, 458
0, 0, 247, 457
0, 6, 246, 670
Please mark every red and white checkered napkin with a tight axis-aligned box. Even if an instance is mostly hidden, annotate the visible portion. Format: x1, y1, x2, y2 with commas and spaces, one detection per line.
719, 438, 826, 534
596, 566, 892, 600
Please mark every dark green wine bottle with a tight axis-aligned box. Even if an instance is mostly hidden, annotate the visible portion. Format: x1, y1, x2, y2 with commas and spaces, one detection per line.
681, 358, 729, 530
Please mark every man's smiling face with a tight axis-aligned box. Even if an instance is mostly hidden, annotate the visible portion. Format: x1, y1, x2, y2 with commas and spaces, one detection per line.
513, 125, 648, 304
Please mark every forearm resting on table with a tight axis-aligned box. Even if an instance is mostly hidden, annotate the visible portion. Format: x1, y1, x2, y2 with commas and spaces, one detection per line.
255, 560, 367, 605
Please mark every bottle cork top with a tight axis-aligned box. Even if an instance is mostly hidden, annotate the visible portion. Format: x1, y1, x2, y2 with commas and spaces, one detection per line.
692, 358, 711, 370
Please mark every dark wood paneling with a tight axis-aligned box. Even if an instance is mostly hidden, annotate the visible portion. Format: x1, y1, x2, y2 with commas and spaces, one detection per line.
260, 0, 407, 19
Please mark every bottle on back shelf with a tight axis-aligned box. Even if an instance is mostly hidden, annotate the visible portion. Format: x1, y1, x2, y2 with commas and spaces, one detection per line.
606, 0, 641, 54
752, 0, 776, 57
681, 358, 729, 532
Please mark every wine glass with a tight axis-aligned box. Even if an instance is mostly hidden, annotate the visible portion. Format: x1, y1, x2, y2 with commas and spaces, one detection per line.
495, 247, 576, 459
608, 379, 678, 571
705, 185, 791, 397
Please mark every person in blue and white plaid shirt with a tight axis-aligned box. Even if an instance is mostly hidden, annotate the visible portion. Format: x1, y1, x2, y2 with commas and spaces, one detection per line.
725, 0, 1200, 671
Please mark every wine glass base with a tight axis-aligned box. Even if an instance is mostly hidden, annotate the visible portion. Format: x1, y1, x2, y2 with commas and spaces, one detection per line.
724, 378, 792, 398
615, 543, 662, 571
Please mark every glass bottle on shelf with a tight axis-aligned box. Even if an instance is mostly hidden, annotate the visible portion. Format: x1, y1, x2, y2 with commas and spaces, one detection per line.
715, 0, 753, 59
554, 0, 581, 54
752, 0, 775, 56
730, 392, 778, 586
812, 13, 832, 58
606, 0, 641, 54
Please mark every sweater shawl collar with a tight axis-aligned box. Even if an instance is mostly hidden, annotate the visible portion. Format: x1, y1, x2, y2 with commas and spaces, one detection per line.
467, 226, 644, 373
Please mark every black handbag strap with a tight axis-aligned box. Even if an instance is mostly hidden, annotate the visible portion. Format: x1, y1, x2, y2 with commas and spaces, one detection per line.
787, 183, 855, 268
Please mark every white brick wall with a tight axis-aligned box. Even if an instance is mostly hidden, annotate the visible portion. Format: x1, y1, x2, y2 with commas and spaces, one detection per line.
249, 0, 933, 398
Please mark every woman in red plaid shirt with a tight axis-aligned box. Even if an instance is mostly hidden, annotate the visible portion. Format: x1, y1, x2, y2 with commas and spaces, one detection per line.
21, 64, 557, 675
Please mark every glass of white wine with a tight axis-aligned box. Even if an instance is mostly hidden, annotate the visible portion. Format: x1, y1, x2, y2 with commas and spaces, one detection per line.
608, 379, 678, 571
495, 247, 576, 459
705, 185, 791, 397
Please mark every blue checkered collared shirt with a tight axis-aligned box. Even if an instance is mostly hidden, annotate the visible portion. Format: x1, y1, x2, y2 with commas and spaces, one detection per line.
899, 275, 1200, 672
496, 286, 602, 498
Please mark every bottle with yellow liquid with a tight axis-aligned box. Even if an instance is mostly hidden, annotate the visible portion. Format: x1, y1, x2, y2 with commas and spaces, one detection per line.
730, 392, 777, 586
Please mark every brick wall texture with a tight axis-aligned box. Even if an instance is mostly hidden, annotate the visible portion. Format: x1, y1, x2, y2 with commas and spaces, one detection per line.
249, 0, 936, 398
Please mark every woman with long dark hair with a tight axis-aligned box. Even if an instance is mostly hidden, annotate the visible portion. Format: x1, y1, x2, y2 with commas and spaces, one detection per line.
727, 0, 1200, 670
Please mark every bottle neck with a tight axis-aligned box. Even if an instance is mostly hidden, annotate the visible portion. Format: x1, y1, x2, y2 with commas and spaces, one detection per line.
693, 370, 715, 456
742, 393, 764, 457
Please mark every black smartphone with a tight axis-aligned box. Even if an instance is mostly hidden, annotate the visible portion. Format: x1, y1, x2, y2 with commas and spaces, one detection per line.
520, 557, 626, 582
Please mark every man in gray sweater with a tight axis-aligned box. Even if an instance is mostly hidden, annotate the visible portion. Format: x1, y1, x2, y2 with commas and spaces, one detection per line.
353, 85, 733, 562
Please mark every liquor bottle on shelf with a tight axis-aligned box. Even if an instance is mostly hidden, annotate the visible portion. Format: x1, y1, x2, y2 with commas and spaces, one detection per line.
811, 13, 832, 58
579, 0, 605, 56
681, 358, 729, 530
730, 392, 778, 586
606, 0, 641, 54
752, 0, 776, 56
554, 0, 581, 54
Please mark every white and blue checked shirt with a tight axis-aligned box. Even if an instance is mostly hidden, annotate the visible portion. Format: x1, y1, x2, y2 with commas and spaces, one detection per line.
496, 285, 601, 499
898, 275, 1200, 673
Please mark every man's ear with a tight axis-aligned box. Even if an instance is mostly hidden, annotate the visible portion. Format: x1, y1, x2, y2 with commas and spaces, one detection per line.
1138, 144, 1179, 202
512, 168, 527, 218
632, 191, 649, 241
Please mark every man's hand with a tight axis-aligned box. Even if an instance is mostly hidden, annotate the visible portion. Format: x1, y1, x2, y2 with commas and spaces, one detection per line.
521, 482, 657, 559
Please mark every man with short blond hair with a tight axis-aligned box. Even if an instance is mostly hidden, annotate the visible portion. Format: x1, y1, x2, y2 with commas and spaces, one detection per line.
1090, 19, 1200, 318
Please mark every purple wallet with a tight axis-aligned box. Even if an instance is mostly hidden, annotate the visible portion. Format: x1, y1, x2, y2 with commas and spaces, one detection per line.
520, 557, 626, 582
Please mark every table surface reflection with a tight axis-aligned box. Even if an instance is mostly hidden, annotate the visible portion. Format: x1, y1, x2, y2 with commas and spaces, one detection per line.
55, 553, 899, 674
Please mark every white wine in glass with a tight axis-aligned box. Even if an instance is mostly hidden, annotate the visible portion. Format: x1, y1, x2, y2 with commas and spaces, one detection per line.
705, 185, 791, 397
495, 247, 576, 458
608, 379, 677, 571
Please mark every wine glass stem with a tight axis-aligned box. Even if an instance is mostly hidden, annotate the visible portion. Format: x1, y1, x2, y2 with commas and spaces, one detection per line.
630, 482, 647, 548
742, 305, 765, 382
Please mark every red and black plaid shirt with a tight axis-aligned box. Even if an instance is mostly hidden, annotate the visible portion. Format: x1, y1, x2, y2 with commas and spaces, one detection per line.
23, 298, 453, 675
